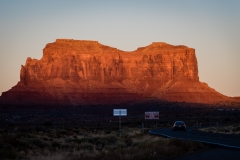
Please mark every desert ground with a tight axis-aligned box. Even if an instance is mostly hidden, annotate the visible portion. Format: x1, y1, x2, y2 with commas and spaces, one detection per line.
0, 101, 239, 159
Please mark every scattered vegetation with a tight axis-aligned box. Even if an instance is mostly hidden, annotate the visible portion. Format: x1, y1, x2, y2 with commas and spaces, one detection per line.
0, 126, 206, 160
198, 124, 240, 134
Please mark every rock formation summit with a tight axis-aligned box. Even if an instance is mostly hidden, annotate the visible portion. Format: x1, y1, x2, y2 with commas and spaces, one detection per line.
0, 39, 229, 106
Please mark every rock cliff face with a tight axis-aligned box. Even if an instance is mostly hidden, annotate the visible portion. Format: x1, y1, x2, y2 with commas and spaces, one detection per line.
0, 39, 229, 105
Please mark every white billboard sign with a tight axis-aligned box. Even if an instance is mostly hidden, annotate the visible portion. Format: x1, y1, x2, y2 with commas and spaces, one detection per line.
145, 112, 159, 119
113, 109, 127, 116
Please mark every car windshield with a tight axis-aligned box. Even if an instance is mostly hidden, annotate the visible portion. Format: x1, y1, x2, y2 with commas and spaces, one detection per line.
175, 121, 184, 125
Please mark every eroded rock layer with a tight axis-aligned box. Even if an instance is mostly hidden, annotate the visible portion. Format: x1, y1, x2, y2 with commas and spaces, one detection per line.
0, 39, 229, 105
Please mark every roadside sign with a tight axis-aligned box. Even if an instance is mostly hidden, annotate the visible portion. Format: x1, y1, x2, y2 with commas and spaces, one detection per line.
113, 109, 127, 116
145, 112, 159, 119
113, 109, 127, 137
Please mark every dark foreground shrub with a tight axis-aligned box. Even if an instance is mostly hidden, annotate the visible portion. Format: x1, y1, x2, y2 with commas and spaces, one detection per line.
79, 143, 94, 151
101, 135, 119, 144
82, 139, 205, 160
43, 121, 52, 127
232, 126, 240, 132
29, 138, 49, 148
167, 138, 204, 153
0, 148, 17, 159
52, 141, 61, 148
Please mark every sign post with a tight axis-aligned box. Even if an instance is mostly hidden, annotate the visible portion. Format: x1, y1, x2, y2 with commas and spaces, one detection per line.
113, 109, 127, 137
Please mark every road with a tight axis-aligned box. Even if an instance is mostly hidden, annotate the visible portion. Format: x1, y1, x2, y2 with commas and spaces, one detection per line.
149, 128, 240, 159
149, 127, 240, 149
169, 148, 240, 160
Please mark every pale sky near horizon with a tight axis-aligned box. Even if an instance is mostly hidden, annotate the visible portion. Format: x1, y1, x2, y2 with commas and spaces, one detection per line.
0, 0, 239, 97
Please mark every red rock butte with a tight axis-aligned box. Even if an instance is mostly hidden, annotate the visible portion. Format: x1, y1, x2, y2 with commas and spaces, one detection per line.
0, 39, 235, 106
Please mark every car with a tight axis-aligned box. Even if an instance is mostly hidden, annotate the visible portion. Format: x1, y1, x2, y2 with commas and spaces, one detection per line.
172, 121, 186, 131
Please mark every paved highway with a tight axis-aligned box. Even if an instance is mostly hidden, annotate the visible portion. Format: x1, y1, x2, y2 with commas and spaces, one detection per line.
149, 127, 240, 149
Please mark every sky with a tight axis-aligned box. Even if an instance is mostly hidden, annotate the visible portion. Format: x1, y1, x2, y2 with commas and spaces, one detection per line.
0, 0, 239, 97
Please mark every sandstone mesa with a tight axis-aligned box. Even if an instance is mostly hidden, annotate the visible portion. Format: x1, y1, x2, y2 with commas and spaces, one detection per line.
0, 39, 233, 106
